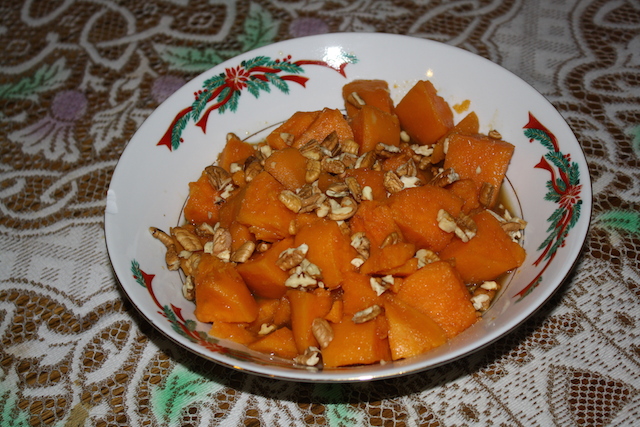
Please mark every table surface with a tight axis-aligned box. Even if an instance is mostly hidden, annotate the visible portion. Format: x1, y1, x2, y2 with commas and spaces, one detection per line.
1, 0, 639, 425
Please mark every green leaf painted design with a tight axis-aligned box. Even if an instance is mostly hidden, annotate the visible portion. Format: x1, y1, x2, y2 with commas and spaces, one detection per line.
596, 209, 640, 234
131, 260, 146, 288
0, 58, 70, 101
153, 44, 226, 72
238, 2, 279, 52
313, 384, 363, 426
151, 364, 224, 425
153, 3, 278, 72
628, 125, 640, 157
0, 388, 31, 426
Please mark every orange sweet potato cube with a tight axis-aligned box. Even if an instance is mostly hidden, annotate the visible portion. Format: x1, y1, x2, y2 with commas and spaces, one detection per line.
235, 171, 296, 242
384, 295, 448, 360
360, 242, 416, 276
443, 133, 515, 208
248, 326, 299, 359
194, 254, 258, 324
294, 218, 357, 288
344, 170, 387, 201
431, 111, 479, 164
439, 210, 526, 283
342, 79, 394, 117
340, 271, 384, 316
208, 322, 256, 346
264, 147, 308, 191
183, 172, 222, 226
395, 80, 454, 146
349, 200, 402, 249
350, 105, 401, 153
265, 110, 320, 150
236, 237, 294, 299
395, 261, 477, 338
292, 108, 354, 149
322, 314, 391, 367
388, 185, 463, 252
287, 288, 333, 353
217, 133, 256, 171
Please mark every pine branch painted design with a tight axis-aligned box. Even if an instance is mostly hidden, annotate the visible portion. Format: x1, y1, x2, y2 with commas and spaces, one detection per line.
157, 53, 358, 151
515, 113, 583, 300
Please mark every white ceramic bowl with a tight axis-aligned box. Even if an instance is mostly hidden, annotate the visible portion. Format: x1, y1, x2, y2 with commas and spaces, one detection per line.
105, 33, 591, 382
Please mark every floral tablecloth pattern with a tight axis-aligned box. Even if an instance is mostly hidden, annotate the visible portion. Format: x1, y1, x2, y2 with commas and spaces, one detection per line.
1, 0, 639, 425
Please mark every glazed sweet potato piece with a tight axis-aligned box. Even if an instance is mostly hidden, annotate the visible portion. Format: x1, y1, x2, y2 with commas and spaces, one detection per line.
395, 80, 454, 146
294, 218, 357, 288
236, 170, 296, 242
342, 79, 394, 117
448, 179, 481, 214
344, 169, 387, 201
218, 133, 256, 171
228, 221, 255, 252
236, 237, 294, 299
350, 105, 401, 153
194, 254, 258, 324
287, 288, 333, 353
248, 326, 299, 359
377, 257, 419, 277
439, 210, 526, 283
264, 147, 308, 191
324, 299, 344, 324
183, 172, 222, 226
431, 111, 480, 164
360, 242, 416, 276
322, 314, 391, 367
349, 200, 402, 249
265, 110, 320, 150
248, 298, 281, 333
292, 108, 354, 149
395, 261, 477, 338
273, 295, 291, 327
388, 185, 463, 252
384, 295, 448, 360
340, 271, 384, 315
217, 185, 245, 228
443, 133, 515, 208
208, 322, 256, 346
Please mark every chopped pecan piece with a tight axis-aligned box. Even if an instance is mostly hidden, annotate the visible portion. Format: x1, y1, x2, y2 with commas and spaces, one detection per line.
312, 318, 334, 349
350, 231, 371, 259
429, 167, 459, 187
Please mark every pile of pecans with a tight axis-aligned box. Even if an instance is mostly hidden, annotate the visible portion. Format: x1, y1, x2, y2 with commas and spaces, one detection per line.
151, 128, 527, 322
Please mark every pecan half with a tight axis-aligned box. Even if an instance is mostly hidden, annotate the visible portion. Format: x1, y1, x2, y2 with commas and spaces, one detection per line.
276, 244, 309, 270
204, 165, 232, 190
328, 197, 357, 221
383, 171, 404, 193
312, 318, 334, 349
352, 304, 383, 324
230, 241, 255, 263
171, 227, 203, 252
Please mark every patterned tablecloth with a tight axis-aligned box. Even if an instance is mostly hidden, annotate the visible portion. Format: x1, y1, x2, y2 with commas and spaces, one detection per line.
1, 0, 639, 425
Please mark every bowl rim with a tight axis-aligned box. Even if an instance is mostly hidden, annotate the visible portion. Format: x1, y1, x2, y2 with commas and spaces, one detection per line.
104, 32, 593, 382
